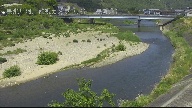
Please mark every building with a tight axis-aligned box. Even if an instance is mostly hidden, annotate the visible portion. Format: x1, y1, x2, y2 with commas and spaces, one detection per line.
185, 9, 192, 17
161, 10, 176, 15
94, 8, 117, 15
94, 9, 102, 14
57, 4, 71, 15
143, 9, 161, 15
175, 9, 185, 15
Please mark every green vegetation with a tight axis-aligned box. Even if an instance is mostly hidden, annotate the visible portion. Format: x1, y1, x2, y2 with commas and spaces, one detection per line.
81, 43, 126, 66
124, 20, 135, 25
119, 17, 192, 107
87, 39, 91, 42
0, 48, 27, 56
73, 39, 78, 43
113, 31, 141, 42
37, 51, 58, 65
48, 78, 115, 107
0, 14, 68, 47
57, 51, 62, 55
81, 48, 111, 66
115, 44, 126, 51
2, 0, 192, 15
67, 0, 192, 14
3, 65, 21, 78
0, 57, 7, 63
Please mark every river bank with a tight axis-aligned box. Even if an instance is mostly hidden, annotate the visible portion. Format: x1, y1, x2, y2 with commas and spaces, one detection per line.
147, 18, 192, 107
119, 17, 192, 107
0, 30, 149, 88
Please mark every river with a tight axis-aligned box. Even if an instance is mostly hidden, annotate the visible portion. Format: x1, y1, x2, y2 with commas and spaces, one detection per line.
0, 19, 174, 107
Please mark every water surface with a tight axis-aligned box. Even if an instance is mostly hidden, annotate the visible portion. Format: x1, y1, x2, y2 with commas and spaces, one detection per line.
0, 19, 174, 107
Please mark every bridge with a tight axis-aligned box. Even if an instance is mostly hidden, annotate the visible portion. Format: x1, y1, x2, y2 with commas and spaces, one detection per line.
57, 14, 175, 20
56, 14, 177, 27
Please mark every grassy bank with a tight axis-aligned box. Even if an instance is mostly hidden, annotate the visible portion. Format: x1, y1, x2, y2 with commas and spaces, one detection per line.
119, 17, 192, 107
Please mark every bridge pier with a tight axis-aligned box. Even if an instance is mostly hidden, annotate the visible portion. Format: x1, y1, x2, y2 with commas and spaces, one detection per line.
138, 19, 141, 27
89, 18, 95, 24
159, 25, 164, 31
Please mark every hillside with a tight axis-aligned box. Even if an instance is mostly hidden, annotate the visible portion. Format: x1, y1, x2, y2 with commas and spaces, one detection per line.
65, 0, 192, 13
2, 0, 192, 13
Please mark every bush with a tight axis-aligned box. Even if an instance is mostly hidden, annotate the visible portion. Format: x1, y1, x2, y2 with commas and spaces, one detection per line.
0, 57, 7, 63
57, 51, 62, 55
115, 44, 126, 51
3, 65, 21, 78
48, 78, 115, 107
87, 39, 91, 42
3, 48, 27, 55
37, 51, 58, 65
73, 39, 78, 43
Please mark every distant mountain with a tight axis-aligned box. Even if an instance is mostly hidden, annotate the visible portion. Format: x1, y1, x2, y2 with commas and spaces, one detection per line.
2, 0, 192, 14
64, 0, 192, 13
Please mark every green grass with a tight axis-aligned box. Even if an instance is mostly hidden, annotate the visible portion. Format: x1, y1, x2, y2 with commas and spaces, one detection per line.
113, 31, 141, 42
36, 51, 59, 65
81, 43, 128, 66
3, 65, 21, 78
124, 20, 135, 25
0, 57, 7, 63
0, 48, 27, 56
81, 48, 111, 66
115, 44, 126, 51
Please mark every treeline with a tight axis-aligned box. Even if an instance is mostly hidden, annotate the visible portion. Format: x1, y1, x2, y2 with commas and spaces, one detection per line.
2, 0, 192, 14
64, 0, 192, 13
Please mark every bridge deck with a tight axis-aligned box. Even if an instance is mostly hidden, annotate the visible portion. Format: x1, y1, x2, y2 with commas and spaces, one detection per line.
56, 15, 176, 20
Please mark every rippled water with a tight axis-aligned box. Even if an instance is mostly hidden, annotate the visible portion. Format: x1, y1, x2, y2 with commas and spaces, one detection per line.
0, 19, 174, 107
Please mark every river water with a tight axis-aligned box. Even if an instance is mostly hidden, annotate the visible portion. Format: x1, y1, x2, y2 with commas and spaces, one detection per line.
0, 19, 174, 107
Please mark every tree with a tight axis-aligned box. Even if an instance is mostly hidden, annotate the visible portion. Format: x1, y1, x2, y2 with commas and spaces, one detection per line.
48, 78, 116, 107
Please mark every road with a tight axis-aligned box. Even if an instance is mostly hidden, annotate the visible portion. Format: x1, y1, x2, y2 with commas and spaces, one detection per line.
148, 73, 192, 107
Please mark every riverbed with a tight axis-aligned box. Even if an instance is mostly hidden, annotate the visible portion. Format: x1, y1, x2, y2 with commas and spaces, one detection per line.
0, 19, 174, 107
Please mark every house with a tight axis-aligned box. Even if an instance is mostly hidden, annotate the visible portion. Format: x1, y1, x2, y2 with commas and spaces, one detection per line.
149, 9, 160, 15
102, 9, 109, 14
143, 9, 161, 15
185, 9, 192, 17
94, 9, 102, 14
57, 4, 71, 15
94, 8, 117, 15
161, 10, 176, 15
175, 9, 185, 15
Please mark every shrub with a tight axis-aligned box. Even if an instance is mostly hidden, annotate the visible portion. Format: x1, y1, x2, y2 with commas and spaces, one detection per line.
115, 44, 126, 51
0, 57, 7, 63
87, 39, 91, 42
57, 51, 62, 55
3, 65, 21, 78
10, 43, 15, 46
3, 48, 27, 55
73, 39, 78, 43
37, 51, 58, 65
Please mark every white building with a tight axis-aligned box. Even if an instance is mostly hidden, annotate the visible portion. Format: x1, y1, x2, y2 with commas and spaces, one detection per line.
94, 9, 102, 14
185, 9, 192, 17
94, 8, 117, 15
